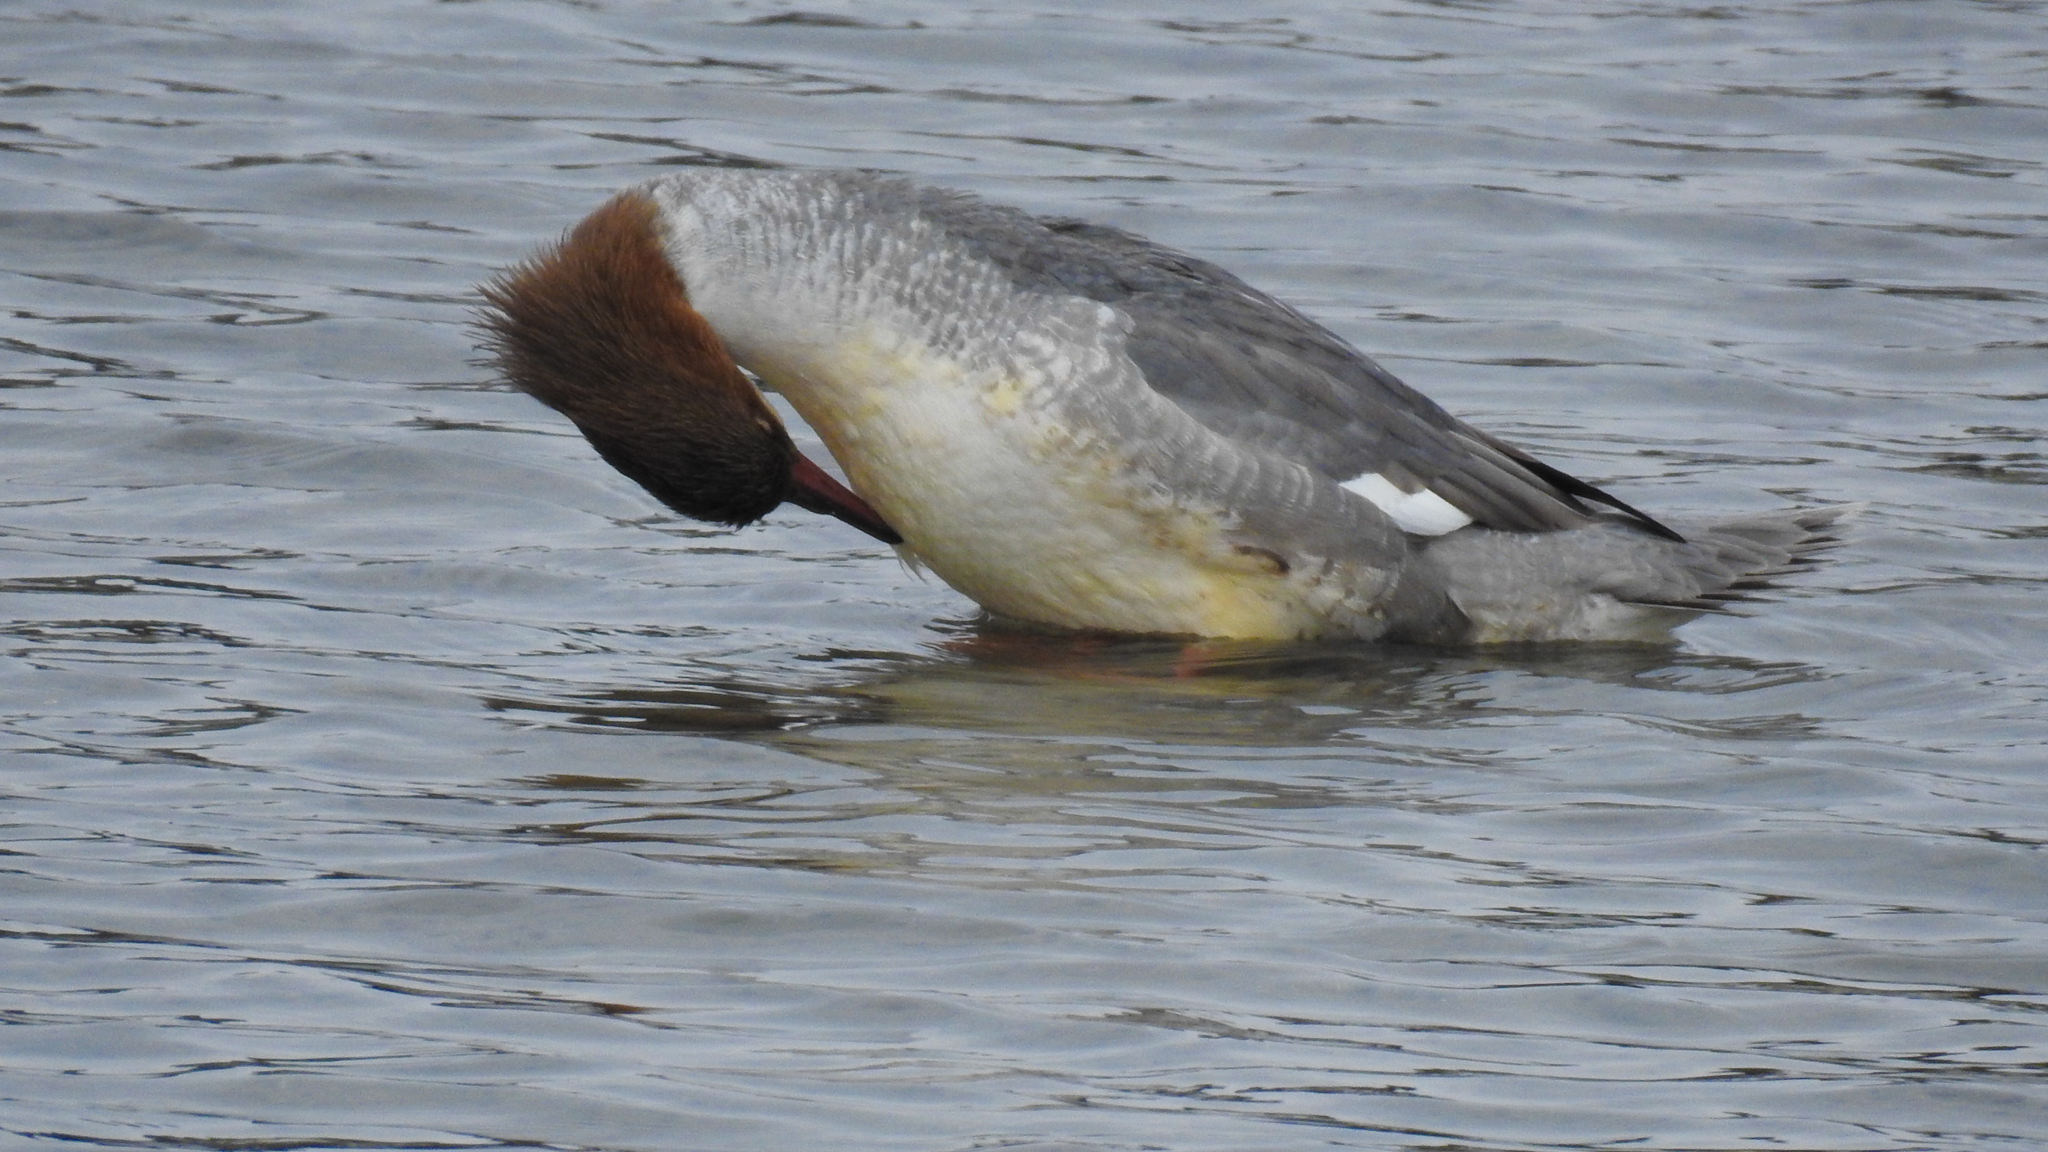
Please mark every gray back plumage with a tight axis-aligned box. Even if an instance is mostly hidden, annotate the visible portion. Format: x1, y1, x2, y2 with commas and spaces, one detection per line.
903, 183, 1676, 539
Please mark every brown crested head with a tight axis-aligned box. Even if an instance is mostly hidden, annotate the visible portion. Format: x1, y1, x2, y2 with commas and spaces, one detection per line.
478, 190, 797, 529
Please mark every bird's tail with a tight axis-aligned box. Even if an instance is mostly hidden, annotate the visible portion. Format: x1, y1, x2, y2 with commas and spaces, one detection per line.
1424, 505, 1861, 642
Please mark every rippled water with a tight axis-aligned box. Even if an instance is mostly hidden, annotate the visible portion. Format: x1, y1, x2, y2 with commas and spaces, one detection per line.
4, 2, 2046, 1149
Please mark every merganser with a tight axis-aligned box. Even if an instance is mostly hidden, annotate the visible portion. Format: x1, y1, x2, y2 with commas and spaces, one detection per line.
480, 169, 1847, 643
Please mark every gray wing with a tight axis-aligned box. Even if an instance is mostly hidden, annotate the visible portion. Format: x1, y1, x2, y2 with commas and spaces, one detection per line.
920, 187, 1677, 540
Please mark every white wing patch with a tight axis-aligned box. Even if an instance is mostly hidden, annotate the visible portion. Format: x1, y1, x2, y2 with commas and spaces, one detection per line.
1341, 473, 1474, 536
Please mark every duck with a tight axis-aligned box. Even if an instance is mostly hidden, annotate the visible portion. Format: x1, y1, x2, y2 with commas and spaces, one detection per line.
479, 168, 1848, 644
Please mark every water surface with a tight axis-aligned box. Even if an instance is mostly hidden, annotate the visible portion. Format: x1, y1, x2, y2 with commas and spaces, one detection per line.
3, 2, 2045, 1150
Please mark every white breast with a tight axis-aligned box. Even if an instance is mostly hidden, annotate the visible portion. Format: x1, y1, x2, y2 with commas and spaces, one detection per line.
646, 170, 1347, 637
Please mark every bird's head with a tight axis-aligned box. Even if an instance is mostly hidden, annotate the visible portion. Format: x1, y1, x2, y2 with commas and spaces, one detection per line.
478, 190, 899, 544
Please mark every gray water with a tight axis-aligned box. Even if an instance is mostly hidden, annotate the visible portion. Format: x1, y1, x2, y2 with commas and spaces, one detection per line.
2, 2, 2045, 1150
